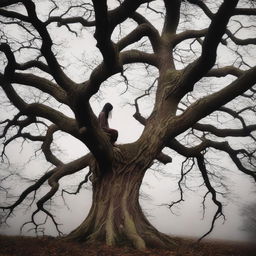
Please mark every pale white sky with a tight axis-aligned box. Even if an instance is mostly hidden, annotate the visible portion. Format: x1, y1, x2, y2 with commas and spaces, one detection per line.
0, 0, 255, 243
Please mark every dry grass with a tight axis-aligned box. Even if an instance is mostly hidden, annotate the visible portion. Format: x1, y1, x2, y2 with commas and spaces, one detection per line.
0, 235, 255, 256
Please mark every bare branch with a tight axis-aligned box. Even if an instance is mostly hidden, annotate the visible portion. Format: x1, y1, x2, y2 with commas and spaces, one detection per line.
162, 0, 181, 35
168, 158, 195, 211
117, 23, 160, 52
193, 123, 256, 138
197, 154, 225, 241
176, 0, 239, 98
1, 153, 92, 234
169, 139, 256, 182
41, 124, 63, 167
22, 0, 76, 92
12, 73, 68, 104
62, 169, 92, 196
0, 8, 30, 22
92, 0, 119, 68
206, 66, 244, 78
179, 66, 256, 133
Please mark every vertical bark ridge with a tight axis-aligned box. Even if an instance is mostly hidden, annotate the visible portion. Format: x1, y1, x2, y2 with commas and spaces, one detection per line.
66, 154, 176, 249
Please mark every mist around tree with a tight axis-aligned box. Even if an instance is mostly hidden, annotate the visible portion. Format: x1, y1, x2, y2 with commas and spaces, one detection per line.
0, 0, 256, 250
240, 193, 256, 244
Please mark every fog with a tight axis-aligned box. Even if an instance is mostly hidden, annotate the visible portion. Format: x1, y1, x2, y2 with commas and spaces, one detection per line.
0, 1, 255, 244
0, 97, 255, 243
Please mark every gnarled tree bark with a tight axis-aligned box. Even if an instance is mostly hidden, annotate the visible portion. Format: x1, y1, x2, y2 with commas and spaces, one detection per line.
67, 147, 175, 249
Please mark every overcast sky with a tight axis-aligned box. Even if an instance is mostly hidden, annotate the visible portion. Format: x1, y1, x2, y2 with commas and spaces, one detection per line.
0, 89, 255, 242
0, 0, 256, 243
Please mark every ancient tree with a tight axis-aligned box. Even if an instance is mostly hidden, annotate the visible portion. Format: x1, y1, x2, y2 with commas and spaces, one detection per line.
1, 0, 256, 249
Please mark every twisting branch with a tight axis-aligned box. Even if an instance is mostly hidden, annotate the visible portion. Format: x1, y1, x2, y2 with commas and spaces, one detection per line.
45, 15, 95, 27
129, 12, 160, 52
207, 141, 256, 182
117, 23, 160, 52
168, 158, 195, 212
179, 66, 256, 134
205, 66, 244, 78
169, 138, 256, 182
41, 124, 63, 167
0, 43, 67, 105
0, 114, 47, 159
176, 0, 239, 98
1, 153, 92, 235
86, 50, 157, 98
92, 0, 119, 68
61, 169, 92, 196
196, 154, 225, 241
12, 73, 68, 104
188, 0, 256, 46
132, 78, 157, 125
0, 170, 55, 221
0, 43, 16, 78
21, 0, 76, 92
0, 8, 30, 22
0, 0, 255, 244
15, 60, 50, 74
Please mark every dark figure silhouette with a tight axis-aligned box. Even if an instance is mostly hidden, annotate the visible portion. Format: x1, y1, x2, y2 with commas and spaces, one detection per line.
98, 103, 118, 144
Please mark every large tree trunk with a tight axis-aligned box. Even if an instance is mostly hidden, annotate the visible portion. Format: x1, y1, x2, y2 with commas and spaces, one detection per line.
67, 147, 175, 250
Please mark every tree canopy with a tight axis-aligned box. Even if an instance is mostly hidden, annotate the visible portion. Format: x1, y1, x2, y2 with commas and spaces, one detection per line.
0, 0, 256, 249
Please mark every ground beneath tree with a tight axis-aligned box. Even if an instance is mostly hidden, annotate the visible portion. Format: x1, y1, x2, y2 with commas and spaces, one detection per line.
0, 235, 255, 256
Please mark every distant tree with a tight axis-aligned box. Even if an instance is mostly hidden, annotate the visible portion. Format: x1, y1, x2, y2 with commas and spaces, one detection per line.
0, 0, 256, 250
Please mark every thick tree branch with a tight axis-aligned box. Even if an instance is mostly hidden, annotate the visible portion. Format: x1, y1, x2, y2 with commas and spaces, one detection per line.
0, 77, 77, 136
45, 16, 95, 27
169, 139, 256, 182
226, 29, 256, 45
188, 0, 256, 46
234, 8, 256, 16
0, 74, 28, 110
41, 124, 63, 167
193, 123, 256, 138
21, 0, 76, 92
176, 0, 239, 98
0, 8, 30, 22
12, 73, 68, 104
156, 153, 172, 164
206, 66, 244, 78
0, 43, 16, 78
85, 50, 157, 98
180, 65, 256, 133
25, 103, 78, 135
168, 139, 209, 158
173, 28, 208, 47
108, 0, 153, 31
0, 0, 20, 7
16, 60, 50, 74
0, 44, 67, 105
162, 0, 181, 35
92, 0, 119, 69
27, 153, 91, 234
117, 23, 160, 52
